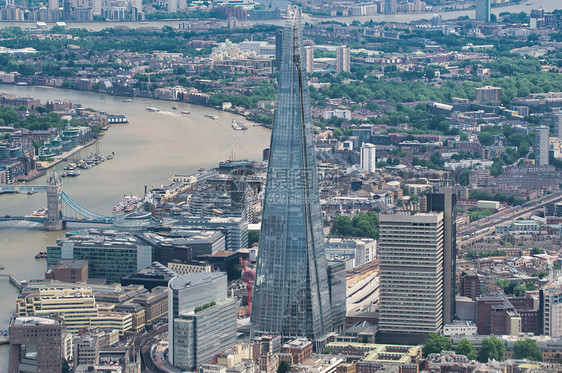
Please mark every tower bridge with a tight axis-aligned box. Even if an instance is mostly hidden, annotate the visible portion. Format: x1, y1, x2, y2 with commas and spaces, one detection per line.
0, 172, 119, 231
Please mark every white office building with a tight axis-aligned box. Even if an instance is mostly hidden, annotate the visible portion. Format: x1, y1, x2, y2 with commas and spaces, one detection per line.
168, 272, 237, 371
378, 212, 444, 343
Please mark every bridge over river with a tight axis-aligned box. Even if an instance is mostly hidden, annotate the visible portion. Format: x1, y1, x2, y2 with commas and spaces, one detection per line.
0, 172, 120, 230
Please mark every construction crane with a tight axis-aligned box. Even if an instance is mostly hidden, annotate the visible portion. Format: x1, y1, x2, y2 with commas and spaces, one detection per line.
239, 258, 255, 316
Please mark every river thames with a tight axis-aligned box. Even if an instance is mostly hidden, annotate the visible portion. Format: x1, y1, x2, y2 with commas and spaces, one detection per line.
0, 0, 558, 30
0, 84, 272, 365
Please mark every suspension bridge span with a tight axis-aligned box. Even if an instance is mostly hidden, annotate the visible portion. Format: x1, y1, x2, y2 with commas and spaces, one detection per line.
0, 172, 119, 230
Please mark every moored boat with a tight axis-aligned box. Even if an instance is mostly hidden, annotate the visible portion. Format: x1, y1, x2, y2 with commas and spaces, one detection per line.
231, 119, 248, 131
33, 207, 47, 217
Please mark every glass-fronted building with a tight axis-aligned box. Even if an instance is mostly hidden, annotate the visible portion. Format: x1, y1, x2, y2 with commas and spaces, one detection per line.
251, 7, 344, 341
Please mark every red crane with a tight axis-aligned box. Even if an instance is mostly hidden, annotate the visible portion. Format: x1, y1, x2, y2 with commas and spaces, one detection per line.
239, 258, 255, 316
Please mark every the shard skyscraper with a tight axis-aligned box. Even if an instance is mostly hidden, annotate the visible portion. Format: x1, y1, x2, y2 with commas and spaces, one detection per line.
251, 7, 343, 341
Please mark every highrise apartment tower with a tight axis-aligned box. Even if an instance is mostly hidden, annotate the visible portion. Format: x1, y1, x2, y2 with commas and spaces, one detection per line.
167, 0, 177, 13
251, 7, 342, 341
336, 47, 350, 74
475, 0, 491, 22
92, 0, 102, 15
378, 212, 444, 344
360, 143, 376, 174
384, 0, 396, 14
304, 46, 314, 74
554, 110, 562, 140
535, 125, 549, 166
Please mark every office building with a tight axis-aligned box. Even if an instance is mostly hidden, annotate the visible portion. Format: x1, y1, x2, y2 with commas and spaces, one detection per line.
324, 238, 377, 268
251, 7, 344, 341
535, 125, 550, 166
384, 0, 396, 14
336, 46, 350, 74
141, 230, 225, 266
475, 0, 491, 22
360, 143, 376, 174
173, 216, 248, 251
45, 259, 88, 283
508, 296, 540, 335
546, 202, 562, 217
476, 294, 521, 336
460, 270, 480, 300
426, 188, 457, 324
475, 86, 501, 104
168, 272, 237, 371
17, 287, 97, 333
120, 261, 178, 291
16, 286, 132, 334
378, 212, 444, 344
282, 338, 313, 364
9, 317, 62, 373
167, 261, 212, 275
540, 275, 562, 337
73, 333, 100, 367
131, 286, 168, 326
46, 231, 152, 282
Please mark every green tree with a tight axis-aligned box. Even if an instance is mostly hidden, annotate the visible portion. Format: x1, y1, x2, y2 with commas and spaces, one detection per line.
478, 336, 505, 362
459, 169, 470, 186
512, 338, 542, 361
424, 65, 436, 80
423, 333, 452, 357
331, 212, 379, 239
479, 132, 494, 146
456, 338, 477, 360
278, 360, 291, 373
248, 230, 259, 247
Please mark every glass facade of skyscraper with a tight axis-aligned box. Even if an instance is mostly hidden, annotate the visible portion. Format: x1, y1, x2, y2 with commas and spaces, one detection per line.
251, 7, 339, 341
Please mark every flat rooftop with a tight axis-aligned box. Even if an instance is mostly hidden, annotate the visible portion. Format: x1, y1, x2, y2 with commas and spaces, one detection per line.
50, 259, 87, 270
168, 272, 225, 290
13, 316, 58, 326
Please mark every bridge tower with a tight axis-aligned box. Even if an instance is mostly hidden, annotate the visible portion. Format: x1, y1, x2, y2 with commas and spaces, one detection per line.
44, 171, 64, 231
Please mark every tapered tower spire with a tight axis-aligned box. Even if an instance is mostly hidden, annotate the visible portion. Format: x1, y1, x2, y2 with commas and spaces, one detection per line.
251, 7, 341, 340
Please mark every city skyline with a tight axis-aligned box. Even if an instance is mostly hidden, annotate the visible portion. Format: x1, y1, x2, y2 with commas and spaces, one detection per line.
1, 1, 562, 371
